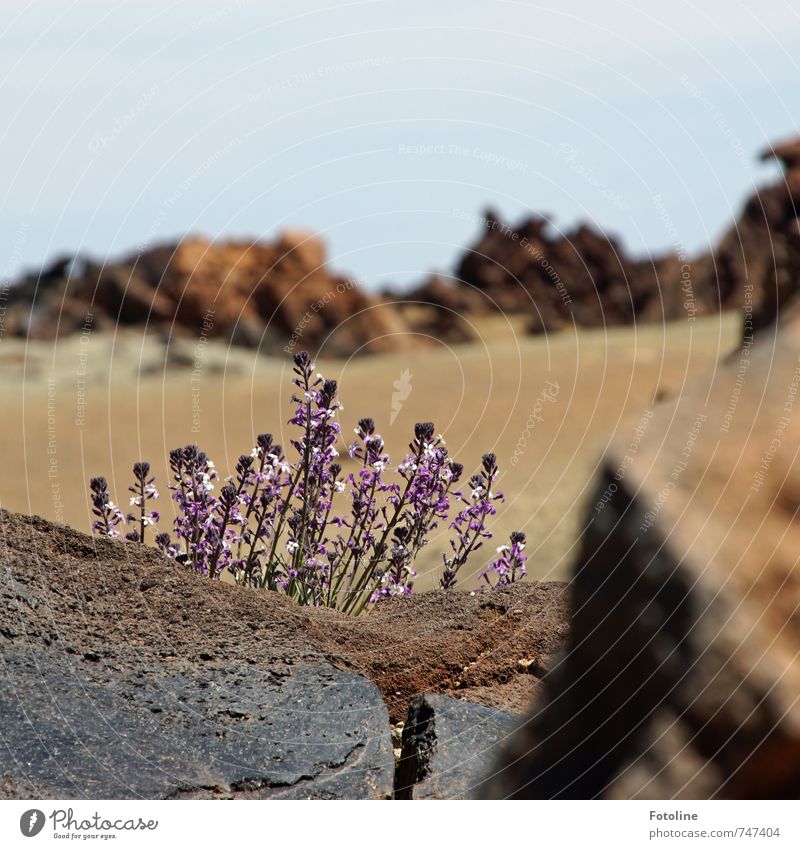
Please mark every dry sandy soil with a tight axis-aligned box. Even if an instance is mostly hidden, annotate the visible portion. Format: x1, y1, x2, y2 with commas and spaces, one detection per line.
0, 312, 740, 588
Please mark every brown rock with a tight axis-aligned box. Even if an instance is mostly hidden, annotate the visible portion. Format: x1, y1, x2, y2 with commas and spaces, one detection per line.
7, 233, 410, 357
415, 208, 705, 334
697, 134, 800, 335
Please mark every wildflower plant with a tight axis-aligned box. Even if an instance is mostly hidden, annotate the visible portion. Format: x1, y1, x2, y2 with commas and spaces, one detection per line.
89, 351, 526, 614
126, 462, 159, 543
89, 477, 124, 539
478, 531, 528, 590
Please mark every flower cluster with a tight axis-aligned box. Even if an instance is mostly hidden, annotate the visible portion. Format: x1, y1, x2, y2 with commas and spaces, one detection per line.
91, 464, 161, 543
89, 351, 525, 613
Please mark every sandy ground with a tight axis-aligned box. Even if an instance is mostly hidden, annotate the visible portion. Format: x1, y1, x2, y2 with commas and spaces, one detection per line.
0, 312, 740, 588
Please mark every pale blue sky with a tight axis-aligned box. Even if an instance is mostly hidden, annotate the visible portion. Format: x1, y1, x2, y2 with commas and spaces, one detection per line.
2, 0, 799, 289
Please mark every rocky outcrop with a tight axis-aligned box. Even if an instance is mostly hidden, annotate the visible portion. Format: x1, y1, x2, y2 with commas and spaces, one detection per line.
400, 137, 800, 339
697, 135, 800, 335
399, 210, 699, 334
0, 509, 568, 799
483, 295, 800, 799
5, 232, 408, 356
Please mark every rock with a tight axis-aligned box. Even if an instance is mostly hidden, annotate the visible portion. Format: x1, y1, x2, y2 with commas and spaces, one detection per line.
397, 136, 800, 338
6, 233, 411, 356
0, 510, 569, 798
403, 208, 701, 334
1, 654, 393, 799
395, 694, 522, 799
483, 297, 800, 799
695, 133, 800, 335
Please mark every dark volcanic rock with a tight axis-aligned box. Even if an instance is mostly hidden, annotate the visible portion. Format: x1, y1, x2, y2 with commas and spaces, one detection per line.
395, 694, 522, 799
0, 509, 569, 799
483, 297, 800, 800
1, 655, 393, 799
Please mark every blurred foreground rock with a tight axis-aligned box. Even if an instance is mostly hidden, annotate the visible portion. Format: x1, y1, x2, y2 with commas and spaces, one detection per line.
484, 299, 800, 799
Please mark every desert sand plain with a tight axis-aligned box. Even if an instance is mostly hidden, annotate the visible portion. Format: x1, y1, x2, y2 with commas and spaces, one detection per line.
0, 311, 740, 589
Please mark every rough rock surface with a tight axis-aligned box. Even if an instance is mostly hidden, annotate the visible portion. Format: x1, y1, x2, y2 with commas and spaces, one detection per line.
483, 298, 800, 799
0, 510, 568, 798
2, 655, 393, 799
395, 694, 522, 799
6, 232, 408, 356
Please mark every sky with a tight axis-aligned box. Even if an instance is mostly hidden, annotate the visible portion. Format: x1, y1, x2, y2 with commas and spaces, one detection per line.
2, 0, 800, 290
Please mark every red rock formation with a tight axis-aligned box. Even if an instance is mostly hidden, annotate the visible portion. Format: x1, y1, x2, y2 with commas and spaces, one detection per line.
7, 232, 409, 356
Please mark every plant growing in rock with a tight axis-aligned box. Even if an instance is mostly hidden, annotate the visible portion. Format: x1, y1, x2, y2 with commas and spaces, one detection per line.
89, 351, 527, 613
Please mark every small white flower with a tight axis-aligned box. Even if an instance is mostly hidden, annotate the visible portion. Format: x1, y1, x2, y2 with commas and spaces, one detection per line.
286, 540, 299, 554
334, 481, 346, 493
496, 544, 510, 554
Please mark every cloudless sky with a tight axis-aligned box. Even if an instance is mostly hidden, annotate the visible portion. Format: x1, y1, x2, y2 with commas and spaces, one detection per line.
2, 0, 799, 289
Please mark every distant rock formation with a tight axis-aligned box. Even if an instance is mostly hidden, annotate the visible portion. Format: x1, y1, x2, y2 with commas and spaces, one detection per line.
8, 135, 800, 354
399, 136, 800, 341
697, 135, 800, 335
5, 231, 408, 356
397, 209, 708, 335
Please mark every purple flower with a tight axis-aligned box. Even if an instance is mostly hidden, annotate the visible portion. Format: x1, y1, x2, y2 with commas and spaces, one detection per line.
477, 530, 527, 590
89, 476, 124, 539
126, 461, 160, 543
440, 453, 503, 590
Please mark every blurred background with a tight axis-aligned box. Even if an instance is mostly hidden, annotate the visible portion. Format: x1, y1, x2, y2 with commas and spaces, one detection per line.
1, 0, 797, 588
